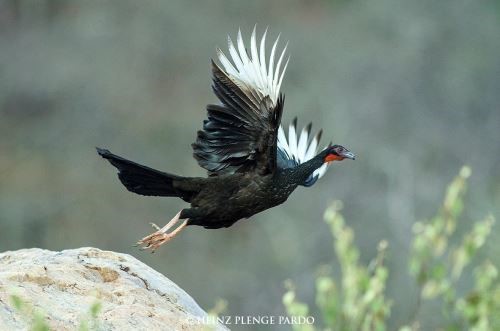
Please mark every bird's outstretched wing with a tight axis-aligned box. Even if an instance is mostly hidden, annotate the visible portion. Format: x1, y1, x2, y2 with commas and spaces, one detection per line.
192, 28, 289, 175
277, 118, 331, 187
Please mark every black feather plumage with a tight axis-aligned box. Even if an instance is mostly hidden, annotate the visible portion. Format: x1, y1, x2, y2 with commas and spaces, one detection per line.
97, 29, 354, 249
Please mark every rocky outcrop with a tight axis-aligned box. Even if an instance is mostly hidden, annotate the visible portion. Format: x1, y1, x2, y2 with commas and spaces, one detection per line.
0, 247, 227, 330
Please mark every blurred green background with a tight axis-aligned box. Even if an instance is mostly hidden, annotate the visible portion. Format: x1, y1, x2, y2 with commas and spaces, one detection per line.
1, 0, 499, 330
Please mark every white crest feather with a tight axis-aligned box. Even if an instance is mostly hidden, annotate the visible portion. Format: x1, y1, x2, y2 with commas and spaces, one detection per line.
277, 121, 331, 181
217, 27, 289, 106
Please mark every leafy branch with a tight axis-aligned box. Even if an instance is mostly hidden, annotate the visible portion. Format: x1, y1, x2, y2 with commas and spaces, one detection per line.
283, 167, 499, 331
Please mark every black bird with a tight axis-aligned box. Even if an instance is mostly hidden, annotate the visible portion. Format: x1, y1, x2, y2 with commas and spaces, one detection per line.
97, 28, 355, 251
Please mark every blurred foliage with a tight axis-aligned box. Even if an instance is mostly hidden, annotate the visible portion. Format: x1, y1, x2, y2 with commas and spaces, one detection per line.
207, 298, 228, 317
283, 167, 499, 331
9, 295, 102, 331
204, 298, 229, 331
78, 300, 102, 331
10, 295, 50, 331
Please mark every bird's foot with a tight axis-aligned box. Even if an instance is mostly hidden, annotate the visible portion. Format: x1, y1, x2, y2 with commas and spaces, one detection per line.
136, 211, 188, 252
149, 222, 161, 231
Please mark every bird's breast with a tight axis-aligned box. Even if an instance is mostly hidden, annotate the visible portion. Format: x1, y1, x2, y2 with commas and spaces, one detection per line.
192, 174, 297, 221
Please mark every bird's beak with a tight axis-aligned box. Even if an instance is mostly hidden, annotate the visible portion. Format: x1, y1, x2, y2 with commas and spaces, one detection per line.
341, 150, 356, 160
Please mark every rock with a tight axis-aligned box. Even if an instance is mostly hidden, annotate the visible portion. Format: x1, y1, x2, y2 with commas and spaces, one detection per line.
0, 247, 228, 331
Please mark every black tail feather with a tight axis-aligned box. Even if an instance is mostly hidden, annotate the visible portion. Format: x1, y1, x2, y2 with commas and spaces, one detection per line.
96, 148, 189, 199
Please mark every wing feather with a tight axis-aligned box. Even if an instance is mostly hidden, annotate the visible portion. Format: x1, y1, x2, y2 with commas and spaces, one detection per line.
193, 29, 287, 175
277, 119, 331, 186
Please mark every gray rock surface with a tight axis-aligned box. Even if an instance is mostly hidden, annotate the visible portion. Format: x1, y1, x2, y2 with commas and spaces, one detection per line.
0, 247, 227, 330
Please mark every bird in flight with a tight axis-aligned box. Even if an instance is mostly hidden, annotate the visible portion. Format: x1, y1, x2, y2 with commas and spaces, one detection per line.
97, 28, 355, 251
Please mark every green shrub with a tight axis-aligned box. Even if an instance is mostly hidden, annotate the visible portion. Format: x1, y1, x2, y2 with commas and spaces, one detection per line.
283, 167, 499, 331
9, 295, 50, 331
9, 295, 102, 331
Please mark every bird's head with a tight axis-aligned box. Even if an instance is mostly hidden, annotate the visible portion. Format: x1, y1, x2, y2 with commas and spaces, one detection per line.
322, 145, 355, 163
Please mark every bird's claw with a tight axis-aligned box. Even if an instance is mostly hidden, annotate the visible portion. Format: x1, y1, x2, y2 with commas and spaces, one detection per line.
136, 231, 172, 252
135, 211, 187, 252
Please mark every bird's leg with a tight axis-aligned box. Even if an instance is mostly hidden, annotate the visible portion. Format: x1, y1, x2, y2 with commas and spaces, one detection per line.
150, 211, 182, 233
136, 211, 188, 252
